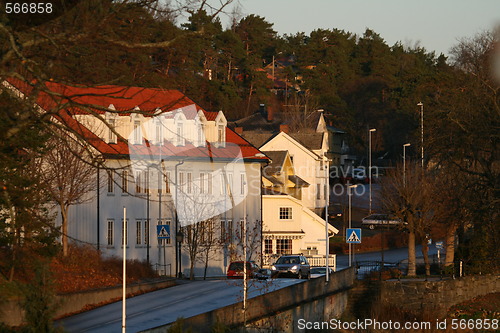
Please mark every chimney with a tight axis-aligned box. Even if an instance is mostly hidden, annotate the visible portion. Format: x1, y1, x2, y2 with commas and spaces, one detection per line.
267, 106, 274, 122
235, 127, 244, 135
279, 124, 289, 133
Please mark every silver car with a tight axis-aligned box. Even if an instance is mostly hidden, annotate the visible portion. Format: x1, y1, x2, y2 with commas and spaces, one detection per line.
271, 255, 311, 279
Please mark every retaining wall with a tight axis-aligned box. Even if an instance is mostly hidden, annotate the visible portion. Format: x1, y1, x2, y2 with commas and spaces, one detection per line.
0, 278, 176, 327
143, 267, 356, 333
379, 275, 500, 318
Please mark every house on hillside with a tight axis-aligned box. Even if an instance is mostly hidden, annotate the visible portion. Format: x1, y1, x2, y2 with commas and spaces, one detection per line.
259, 150, 338, 267
3, 79, 268, 278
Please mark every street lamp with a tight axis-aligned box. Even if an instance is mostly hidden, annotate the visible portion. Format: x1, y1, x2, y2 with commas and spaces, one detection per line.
175, 160, 185, 278
417, 102, 424, 169
368, 128, 376, 214
348, 184, 358, 267
403, 143, 411, 186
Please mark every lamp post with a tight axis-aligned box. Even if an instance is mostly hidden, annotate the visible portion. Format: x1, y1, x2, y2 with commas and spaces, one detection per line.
348, 184, 358, 267
368, 128, 376, 214
175, 160, 185, 278
417, 102, 424, 168
403, 143, 411, 186
325, 157, 330, 282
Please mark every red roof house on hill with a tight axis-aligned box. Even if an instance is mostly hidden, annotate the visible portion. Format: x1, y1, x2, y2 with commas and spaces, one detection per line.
2, 78, 268, 278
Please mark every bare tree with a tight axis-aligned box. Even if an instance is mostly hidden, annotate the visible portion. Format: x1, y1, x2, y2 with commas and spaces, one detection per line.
381, 162, 433, 276
37, 132, 97, 256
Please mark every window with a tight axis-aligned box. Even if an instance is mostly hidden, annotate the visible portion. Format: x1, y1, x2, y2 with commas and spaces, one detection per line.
276, 239, 292, 254
227, 220, 233, 243
136, 172, 142, 194
108, 119, 116, 144
279, 207, 292, 220
239, 219, 245, 241
198, 124, 205, 146
133, 120, 141, 144
264, 239, 273, 254
200, 172, 206, 194
121, 219, 128, 246
177, 124, 184, 146
240, 174, 245, 195
136, 220, 142, 245
317, 184, 321, 200
220, 219, 226, 241
217, 124, 225, 145
186, 172, 192, 194
122, 170, 128, 193
107, 220, 114, 246
107, 171, 114, 193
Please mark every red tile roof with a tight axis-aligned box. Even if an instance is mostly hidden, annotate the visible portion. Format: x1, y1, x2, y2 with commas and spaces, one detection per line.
4, 78, 268, 162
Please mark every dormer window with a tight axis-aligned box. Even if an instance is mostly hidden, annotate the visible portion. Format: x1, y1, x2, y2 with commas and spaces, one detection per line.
217, 124, 225, 146
198, 124, 205, 147
133, 120, 141, 144
176, 123, 185, 146
108, 118, 116, 144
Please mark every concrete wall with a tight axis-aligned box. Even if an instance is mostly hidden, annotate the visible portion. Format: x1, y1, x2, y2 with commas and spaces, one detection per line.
0, 279, 176, 327
379, 275, 500, 318
144, 267, 356, 333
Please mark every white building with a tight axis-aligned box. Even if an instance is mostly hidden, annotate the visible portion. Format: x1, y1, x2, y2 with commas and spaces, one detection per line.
260, 150, 337, 267
5, 79, 268, 278
260, 131, 329, 216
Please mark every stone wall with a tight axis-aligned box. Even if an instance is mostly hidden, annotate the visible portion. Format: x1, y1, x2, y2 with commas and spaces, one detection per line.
379, 275, 500, 318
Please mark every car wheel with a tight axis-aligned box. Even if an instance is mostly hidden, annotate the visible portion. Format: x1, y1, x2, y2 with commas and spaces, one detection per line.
297, 271, 302, 279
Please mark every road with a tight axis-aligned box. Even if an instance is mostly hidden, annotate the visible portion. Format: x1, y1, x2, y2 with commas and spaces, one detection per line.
55, 278, 303, 333
56, 244, 433, 333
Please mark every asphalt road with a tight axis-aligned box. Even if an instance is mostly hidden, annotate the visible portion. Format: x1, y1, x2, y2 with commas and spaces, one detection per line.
55, 278, 303, 333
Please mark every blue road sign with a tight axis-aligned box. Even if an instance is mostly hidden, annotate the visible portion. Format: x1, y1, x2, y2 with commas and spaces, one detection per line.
157, 225, 170, 240
346, 228, 362, 244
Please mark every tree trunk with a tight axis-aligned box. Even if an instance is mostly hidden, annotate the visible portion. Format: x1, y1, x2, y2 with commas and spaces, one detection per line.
407, 231, 416, 276
203, 249, 209, 280
445, 224, 457, 267
61, 205, 69, 257
421, 238, 430, 276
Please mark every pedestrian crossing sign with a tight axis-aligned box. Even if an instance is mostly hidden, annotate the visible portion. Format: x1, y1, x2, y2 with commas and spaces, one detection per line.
346, 228, 361, 244
157, 225, 170, 239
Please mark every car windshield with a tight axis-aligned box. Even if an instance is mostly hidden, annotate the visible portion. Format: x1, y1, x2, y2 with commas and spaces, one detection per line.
275, 257, 299, 264
229, 262, 250, 271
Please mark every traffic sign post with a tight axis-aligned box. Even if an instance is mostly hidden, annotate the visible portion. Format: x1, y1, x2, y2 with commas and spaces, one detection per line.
157, 225, 170, 240
346, 228, 361, 268
346, 228, 362, 243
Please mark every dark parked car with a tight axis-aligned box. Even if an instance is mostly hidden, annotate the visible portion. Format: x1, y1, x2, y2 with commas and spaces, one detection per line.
271, 255, 310, 279
361, 214, 403, 229
227, 261, 260, 279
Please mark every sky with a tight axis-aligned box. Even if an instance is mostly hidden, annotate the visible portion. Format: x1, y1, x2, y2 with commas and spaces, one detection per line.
228, 0, 500, 57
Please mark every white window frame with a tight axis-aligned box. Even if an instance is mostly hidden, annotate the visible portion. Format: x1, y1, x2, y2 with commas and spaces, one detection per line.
107, 219, 114, 246
279, 207, 292, 220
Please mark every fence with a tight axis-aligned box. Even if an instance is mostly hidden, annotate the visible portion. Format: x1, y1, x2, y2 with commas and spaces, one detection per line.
154, 263, 172, 276
355, 257, 499, 280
